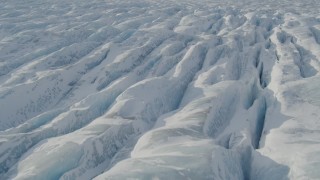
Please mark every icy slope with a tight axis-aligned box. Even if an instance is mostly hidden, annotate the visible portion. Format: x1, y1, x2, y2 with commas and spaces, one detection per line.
0, 0, 320, 179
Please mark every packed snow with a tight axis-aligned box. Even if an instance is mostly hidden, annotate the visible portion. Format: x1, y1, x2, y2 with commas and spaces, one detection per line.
0, 0, 320, 179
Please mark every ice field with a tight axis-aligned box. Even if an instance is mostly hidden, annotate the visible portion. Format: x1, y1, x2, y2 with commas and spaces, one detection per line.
0, 0, 320, 179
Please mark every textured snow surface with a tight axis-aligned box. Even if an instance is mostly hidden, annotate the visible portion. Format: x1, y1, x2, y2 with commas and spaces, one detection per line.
0, 0, 320, 179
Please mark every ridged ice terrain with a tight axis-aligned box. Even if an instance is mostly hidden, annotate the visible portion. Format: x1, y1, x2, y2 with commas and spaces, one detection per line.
0, 0, 320, 179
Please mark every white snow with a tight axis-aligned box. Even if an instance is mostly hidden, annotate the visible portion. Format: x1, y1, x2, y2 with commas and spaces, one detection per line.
0, 0, 320, 179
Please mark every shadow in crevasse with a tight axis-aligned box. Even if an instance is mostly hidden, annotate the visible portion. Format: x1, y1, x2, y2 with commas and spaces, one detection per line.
250, 89, 291, 180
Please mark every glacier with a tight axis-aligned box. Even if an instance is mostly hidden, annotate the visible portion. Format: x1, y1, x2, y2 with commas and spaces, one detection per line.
0, 0, 320, 179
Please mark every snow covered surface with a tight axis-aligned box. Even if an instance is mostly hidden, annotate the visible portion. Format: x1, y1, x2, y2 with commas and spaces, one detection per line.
0, 0, 320, 179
